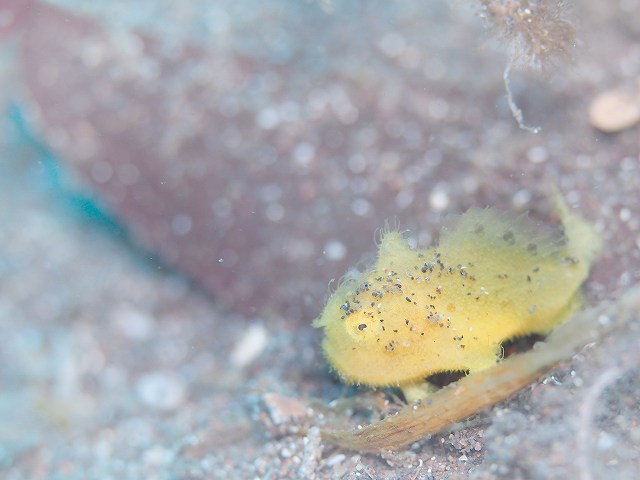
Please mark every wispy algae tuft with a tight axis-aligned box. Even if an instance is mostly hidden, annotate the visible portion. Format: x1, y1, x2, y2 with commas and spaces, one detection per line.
478, 0, 577, 132
479, 0, 576, 71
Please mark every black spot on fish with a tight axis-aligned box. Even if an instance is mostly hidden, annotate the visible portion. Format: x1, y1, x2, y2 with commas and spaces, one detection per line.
503, 230, 516, 245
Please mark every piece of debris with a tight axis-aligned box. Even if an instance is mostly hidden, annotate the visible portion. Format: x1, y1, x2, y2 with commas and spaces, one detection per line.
589, 88, 640, 133
230, 323, 269, 368
263, 392, 312, 426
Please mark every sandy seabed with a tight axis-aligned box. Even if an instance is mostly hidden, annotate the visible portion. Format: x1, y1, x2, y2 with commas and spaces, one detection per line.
1, 1, 640, 478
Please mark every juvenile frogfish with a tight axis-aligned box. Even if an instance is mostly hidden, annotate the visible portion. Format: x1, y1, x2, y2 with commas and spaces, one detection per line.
314, 194, 601, 401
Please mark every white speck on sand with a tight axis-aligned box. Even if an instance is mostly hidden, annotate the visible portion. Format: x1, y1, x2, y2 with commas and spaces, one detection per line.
136, 371, 187, 411
230, 323, 269, 368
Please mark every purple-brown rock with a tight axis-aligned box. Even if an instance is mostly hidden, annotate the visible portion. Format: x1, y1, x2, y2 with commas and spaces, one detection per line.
18, 1, 635, 321
19, 2, 465, 319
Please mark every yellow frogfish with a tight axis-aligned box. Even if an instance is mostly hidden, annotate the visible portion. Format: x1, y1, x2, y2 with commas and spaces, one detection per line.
314, 193, 601, 401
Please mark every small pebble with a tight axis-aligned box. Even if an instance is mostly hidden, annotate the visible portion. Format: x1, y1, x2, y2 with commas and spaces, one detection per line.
527, 146, 548, 164
111, 304, 154, 340
263, 392, 310, 425
136, 371, 187, 411
619, 208, 631, 222
512, 189, 532, 210
325, 453, 346, 467
230, 323, 269, 368
597, 433, 616, 451
143, 446, 175, 466
589, 88, 640, 133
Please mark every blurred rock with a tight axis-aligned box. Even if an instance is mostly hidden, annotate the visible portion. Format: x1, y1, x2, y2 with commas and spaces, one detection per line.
15, 1, 639, 325
18, 1, 501, 321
